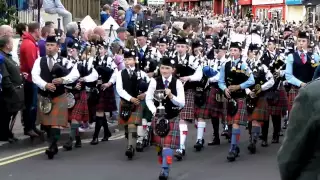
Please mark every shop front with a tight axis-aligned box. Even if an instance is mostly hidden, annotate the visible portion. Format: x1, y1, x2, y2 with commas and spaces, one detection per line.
238, 0, 252, 18
165, 0, 200, 10
285, 0, 304, 22
252, 0, 285, 20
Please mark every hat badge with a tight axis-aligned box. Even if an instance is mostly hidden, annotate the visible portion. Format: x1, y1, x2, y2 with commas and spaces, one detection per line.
131, 51, 135, 55
170, 60, 175, 64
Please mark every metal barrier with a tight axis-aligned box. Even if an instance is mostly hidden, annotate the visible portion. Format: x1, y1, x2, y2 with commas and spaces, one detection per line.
4, 0, 40, 25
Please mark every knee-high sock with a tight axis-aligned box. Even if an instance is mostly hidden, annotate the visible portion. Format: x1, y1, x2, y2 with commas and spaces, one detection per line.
93, 116, 103, 138
137, 126, 144, 142
101, 117, 111, 138
162, 148, 174, 170
261, 120, 270, 141
196, 122, 206, 140
248, 121, 252, 135
230, 128, 240, 152
128, 125, 137, 148
272, 115, 281, 136
70, 123, 80, 140
49, 128, 61, 147
179, 124, 188, 150
251, 126, 260, 143
142, 119, 148, 139
211, 117, 219, 137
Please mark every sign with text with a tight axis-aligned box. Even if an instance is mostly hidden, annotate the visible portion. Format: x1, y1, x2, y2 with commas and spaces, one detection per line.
285, 0, 302, 5
148, 0, 165, 5
238, 0, 252, 5
252, 0, 283, 5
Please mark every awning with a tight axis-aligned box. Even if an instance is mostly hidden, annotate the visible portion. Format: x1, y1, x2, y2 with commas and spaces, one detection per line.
303, 0, 320, 5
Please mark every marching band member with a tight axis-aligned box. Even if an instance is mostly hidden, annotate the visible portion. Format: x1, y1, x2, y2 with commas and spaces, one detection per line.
116, 49, 150, 159
246, 43, 274, 153
90, 42, 117, 145
32, 35, 79, 159
174, 36, 202, 160
136, 29, 149, 70
218, 41, 255, 162
63, 44, 99, 150
285, 31, 320, 115
146, 56, 185, 180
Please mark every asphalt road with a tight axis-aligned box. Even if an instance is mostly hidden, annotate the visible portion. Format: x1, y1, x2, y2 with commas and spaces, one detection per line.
0, 124, 281, 180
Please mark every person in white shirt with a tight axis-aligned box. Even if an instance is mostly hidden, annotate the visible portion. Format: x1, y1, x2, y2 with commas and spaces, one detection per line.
116, 49, 150, 159
145, 56, 185, 180
43, 0, 72, 30
31, 36, 79, 159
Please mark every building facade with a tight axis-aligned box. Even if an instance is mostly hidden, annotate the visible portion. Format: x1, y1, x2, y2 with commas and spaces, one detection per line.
238, 0, 252, 18
285, 0, 304, 22
252, 0, 286, 20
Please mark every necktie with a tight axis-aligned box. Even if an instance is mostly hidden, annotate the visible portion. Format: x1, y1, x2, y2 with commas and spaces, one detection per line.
139, 48, 144, 59
48, 58, 54, 71
129, 69, 134, 77
300, 52, 306, 64
164, 80, 169, 88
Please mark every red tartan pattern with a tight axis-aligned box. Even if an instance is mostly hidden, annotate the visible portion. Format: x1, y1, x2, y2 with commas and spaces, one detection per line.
248, 96, 269, 122
227, 98, 248, 126
96, 86, 117, 112
37, 94, 68, 127
180, 89, 194, 120
267, 87, 288, 116
288, 87, 299, 113
152, 116, 180, 149
69, 90, 89, 122
118, 100, 143, 125
194, 87, 224, 119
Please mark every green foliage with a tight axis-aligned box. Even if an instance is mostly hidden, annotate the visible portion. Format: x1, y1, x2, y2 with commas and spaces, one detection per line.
0, 0, 18, 26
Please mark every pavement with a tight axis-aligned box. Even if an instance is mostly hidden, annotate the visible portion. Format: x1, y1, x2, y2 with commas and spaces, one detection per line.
0, 123, 282, 180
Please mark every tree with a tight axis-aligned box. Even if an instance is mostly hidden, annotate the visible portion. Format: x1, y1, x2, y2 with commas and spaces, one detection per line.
0, 0, 18, 26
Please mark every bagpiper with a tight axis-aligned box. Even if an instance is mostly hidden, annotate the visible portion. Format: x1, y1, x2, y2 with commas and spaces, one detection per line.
145, 56, 185, 180
218, 41, 255, 162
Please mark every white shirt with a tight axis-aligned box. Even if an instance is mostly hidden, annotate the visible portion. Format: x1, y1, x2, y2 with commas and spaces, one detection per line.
146, 75, 185, 115
32, 53, 79, 90
116, 67, 150, 102
245, 63, 275, 94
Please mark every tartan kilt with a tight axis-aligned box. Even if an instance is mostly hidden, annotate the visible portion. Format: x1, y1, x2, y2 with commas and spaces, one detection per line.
96, 86, 117, 112
141, 100, 153, 122
37, 94, 68, 127
69, 90, 89, 122
267, 86, 288, 116
194, 87, 224, 119
152, 116, 180, 149
248, 95, 269, 122
288, 87, 299, 113
118, 100, 143, 125
180, 89, 194, 120
227, 98, 248, 126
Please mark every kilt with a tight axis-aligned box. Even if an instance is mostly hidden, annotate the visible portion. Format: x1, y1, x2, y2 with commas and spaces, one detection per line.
248, 96, 268, 122
227, 98, 248, 126
37, 94, 68, 127
118, 100, 143, 125
141, 100, 153, 122
288, 87, 299, 113
180, 89, 194, 120
96, 86, 117, 112
152, 116, 180, 149
69, 90, 89, 122
194, 87, 224, 119
267, 87, 288, 116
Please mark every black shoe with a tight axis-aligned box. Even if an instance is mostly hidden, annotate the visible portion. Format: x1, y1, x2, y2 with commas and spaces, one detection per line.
221, 130, 228, 137
75, 136, 82, 148
125, 146, 135, 159
45, 149, 55, 159
33, 128, 45, 136
261, 140, 268, 147
174, 150, 183, 161
101, 136, 109, 141
247, 143, 256, 154
63, 139, 73, 151
136, 142, 144, 152
194, 139, 204, 151
227, 151, 236, 162
158, 169, 169, 180
271, 135, 279, 144
182, 149, 186, 156
208, 137, 220, 146
90, 138, 99, 145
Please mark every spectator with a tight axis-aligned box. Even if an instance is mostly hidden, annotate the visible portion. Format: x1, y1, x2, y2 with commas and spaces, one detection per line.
38, 26, 55, 57
93, 26, 107, 40
45, 21, 55, 28
61, 22, 78, 57
0, 36, 25, 143
113, 27, 127, 48
124, 5, 142, 35
15, 23, 27, 58
0, 25, 14, 37
43, 0, 72, 30
117, 10, 125, 27
20, 22, 42, 137
101, 4, 111, 25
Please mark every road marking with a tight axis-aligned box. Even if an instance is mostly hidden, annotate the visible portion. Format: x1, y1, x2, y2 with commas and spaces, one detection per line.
0, 134, 125, 166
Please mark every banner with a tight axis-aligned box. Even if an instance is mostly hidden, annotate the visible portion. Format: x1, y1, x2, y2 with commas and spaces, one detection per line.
285, 0, 302, 5
147, 0, 165, 5
252, 0, 283, 5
